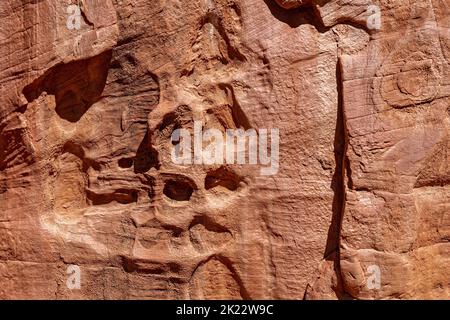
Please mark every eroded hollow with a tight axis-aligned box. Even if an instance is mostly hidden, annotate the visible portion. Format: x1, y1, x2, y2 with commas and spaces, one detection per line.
205, 166, 241, 191
87, 188, 139, 205
163, 179, 194, 201
118, 157, 133, 168
134, 132, 160, 173
22, 50, 112, 123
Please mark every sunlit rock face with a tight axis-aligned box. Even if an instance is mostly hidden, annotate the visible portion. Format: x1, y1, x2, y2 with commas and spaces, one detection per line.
0, 0, 448, 299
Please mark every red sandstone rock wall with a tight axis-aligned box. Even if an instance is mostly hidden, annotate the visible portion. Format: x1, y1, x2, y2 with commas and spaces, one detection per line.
0, 0, 448, 299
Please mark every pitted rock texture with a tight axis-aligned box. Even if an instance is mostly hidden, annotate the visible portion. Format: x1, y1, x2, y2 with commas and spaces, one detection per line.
0, 0, 448, 299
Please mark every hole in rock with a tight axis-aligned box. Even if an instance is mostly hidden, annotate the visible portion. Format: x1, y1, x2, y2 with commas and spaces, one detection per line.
118, 158, 133, 168
22, 50, 112, 123
163, 180, 194, 201
87, 188, 138, 205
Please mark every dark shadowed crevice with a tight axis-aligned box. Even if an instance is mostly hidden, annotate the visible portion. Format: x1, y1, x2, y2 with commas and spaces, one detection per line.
217, 83, 252, 130
322, 58, 351, 299
79, 5, 95, 28
163, 179, 194, 201
134, 132, 160, 173
325, 59, 347, 258
86, 188, 139, 205
262, 0, 316, 28
118, 157, 133, 168
264, 0, 371, 34
62, 141, 100, 172
22, 50, 112, 122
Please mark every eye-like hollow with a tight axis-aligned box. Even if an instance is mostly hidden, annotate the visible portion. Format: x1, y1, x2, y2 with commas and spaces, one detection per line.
163, 179, 194, 201
118, 158, 133, 168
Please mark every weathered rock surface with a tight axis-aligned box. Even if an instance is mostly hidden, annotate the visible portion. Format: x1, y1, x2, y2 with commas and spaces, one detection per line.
0, 0, 448, 299
275, 0, 309, 9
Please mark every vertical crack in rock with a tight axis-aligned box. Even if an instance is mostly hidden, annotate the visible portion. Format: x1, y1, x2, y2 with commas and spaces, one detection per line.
326, 58, 347, 258
79, 4, 95, 28
321, 57, 351, 299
